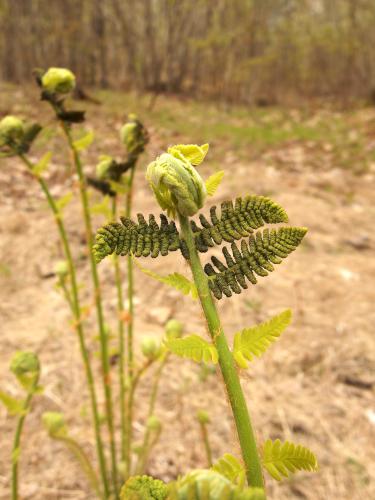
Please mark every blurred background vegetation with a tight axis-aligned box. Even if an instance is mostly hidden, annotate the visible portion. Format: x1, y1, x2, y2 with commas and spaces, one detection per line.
1, 0, 375, 106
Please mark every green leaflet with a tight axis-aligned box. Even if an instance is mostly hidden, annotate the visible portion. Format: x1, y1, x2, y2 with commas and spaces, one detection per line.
233, 310, 292, 368
73, 130, 94, 151
0, 390, 25, 416
262, 439, 318, 481
134, 260, 198, 299
32, 151, 52, 177
205, 170, 224, 196
56, 192, 73, 213
165, 335, 218, 364
90, 196, 112, 220
211, 454, 245, 486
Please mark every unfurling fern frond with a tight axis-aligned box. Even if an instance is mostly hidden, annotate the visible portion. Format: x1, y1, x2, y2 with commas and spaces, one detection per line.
204, 227, 307, 299
190, 196, 288, 253
262, 439, 318, 481
93, 214, 183, 263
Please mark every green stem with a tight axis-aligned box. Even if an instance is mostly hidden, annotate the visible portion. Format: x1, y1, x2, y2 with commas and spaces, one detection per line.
199, 421, 213, 467
56, 435, 103, 499
19, 154, 109, 497
111, 197, 127, 467
135, 354, 168, 474
124, 165, 136, 475
11, 375, 39, 500
178, 214, 265, 490
60, 126, 118, 495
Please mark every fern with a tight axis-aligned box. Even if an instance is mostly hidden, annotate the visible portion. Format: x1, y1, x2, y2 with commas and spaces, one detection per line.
205, 170, 224, 196
233, 310, 292, 368
165, 335, 218, 364
190, 196, 288, 253
262, 439, 318, 481
204, 227, 307, 299
211, 453, 245, 486
93, 213, 183, 263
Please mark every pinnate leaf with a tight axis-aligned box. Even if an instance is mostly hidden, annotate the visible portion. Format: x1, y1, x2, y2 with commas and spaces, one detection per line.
73, 131, 94, 151
262, 439, 318, 481
32, 152, 52, 177
233, 310, 292, 368
205, 170, 224, 196
56, 192, 73, 213
212, 453, 245, 486
0, 390, 25, 416
165, 335, 218, 364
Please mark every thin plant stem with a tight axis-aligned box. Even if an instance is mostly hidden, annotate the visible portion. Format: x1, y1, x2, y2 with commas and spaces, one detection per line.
55, 435, 103, 499
60, 125, 118, 495
124, 165, 136, 475
18, 153, 109, 497
135, 354, 168, 474
199, 420, 213, 467
178, 214, 265, 490
11, 374, 39, 500
111, 197, 127, 465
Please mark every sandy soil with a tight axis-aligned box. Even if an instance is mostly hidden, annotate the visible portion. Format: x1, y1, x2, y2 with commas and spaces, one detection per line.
0, 86, 374, 499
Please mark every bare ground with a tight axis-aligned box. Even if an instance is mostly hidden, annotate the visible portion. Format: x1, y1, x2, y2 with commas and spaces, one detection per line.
0, 85, 374, 499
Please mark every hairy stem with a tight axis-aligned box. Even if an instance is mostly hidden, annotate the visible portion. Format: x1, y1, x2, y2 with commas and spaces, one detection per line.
60, 126, 118, 496
11, 375, 39, 500
56, 435, 103, 499
111, 197, 127, 467
178, 214, 265, 489
19, 154, 109, 497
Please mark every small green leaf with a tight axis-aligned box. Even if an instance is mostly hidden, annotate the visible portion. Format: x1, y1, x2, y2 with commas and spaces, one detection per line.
73, 131, 94, 151
0, 391, 25, 416
90, 196, 112, 220
233, 310, 292, 368
134, 260, 198, 299
32, 152, 52, 177
205, 170, 224, 196
109, 180, 128, 195
165, 335, 218, 364
262, 439, 318, 481
56, 192, 73, 213
12, 447, 21, 465
212, 453, 245, 486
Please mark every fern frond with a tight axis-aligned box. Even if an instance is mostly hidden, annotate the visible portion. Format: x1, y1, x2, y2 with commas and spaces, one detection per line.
212, 454, 245, 486
93, 213, 183, 263
233, 310, 292, 368
204, 227, 307, 299
262, 439, 318, 481
190, 196, 288, 253
165, 335, 218, 364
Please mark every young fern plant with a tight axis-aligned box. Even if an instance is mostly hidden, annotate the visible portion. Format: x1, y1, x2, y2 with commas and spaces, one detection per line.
94, 144, 318, 497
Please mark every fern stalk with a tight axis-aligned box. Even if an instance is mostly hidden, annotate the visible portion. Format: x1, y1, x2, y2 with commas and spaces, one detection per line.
199, 419, 213, 467
178, 214, 265, 490
60, 125, 118, 496
18, 154, 109, 497
11, 371, 39, 500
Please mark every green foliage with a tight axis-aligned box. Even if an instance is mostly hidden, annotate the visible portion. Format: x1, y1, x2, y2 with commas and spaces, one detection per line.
205, 227, 307, 299
121, 475, 168, 500
205, 170, 224, 197
211, 453, 245, 486
165, 335, 218, 364
233, 310, 292, 368
190, 196, 288, 253
134, 260, 198, 299
94, 214, 182, 263
0, 391, 25, 416
262, 439, 318, 481
31, 151, 52, 177
55, 192, 73, 213
73, 131, 94, 151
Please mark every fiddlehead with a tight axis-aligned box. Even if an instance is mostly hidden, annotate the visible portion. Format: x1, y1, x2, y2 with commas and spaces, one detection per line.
191, 196, 288, 253
204, 227, 307, 299
94, 213, 183, 262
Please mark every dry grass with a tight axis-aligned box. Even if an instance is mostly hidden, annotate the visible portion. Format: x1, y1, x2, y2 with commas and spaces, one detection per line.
0, 84, 374, 499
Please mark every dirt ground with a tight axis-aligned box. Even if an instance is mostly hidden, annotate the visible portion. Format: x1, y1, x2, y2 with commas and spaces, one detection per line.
0, 85, 374, 499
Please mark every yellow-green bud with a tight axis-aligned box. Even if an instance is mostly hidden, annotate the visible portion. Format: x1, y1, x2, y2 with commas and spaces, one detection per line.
146, 146, 208, 217
41, 67, 76, 94
42, 411, 67, 436
165, 319, 184, 339
54, 260, 69, 278
96, 156, 114, 179
0, 116, 24, 143
10, 351, 40, 378
120, 115, 148, 155
197, 410, 210, 425
141, 337, 162, 360
146, 415, 162, 431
